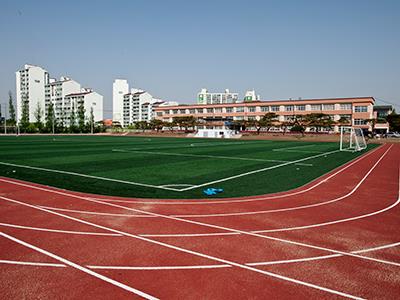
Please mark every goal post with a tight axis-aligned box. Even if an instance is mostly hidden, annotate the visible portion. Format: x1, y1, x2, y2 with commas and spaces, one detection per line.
340, 126, 367, 152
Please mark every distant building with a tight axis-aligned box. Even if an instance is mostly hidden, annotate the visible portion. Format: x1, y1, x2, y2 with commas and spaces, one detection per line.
155, 97, 376, 133
244, 90, 260, 102
197, 88, 239, 105
112, 79, 129, 124
45, 76, 103, 126
373, 105, 393, 134
122, 91, 159, 126
15, 64, 50, 123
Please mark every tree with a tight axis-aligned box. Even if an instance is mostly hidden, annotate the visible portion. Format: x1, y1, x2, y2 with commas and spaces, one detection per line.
8, 91, 16, 125
386, 111, 400, 132
34, 102, 44, 132
261, 112, 279, 132
46, 101, 56, 133
89, 107, 95, 134
69, 103, 77, 133
305, 113, 334, 132
19, 95, 30, 132
149, 119, 164, 132
77, 101, 86, 132
135, 121, 148, 132
173, 116, 197, 131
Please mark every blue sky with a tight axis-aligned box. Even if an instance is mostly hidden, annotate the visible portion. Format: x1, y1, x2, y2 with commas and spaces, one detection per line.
0, 0, 399, 117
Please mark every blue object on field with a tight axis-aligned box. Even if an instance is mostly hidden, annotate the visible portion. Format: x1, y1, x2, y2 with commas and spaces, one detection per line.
203, 188, 224, 196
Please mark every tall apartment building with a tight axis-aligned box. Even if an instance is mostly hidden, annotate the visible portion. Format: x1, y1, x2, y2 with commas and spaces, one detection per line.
112, 79, 129, 124
155, 97, 376, 132
197, 88, 239, 105
45, 76, 103, 126
15, 64, 50, 122
122, 91, 159, 126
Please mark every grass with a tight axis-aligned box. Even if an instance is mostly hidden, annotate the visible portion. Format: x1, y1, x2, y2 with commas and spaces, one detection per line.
0, 135, 378, 199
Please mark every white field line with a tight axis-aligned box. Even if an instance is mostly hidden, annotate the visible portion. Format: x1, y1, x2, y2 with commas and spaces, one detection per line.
168, 145, 392, 218
0, 161, 181, 192
272, 144, 321, 151
37, 205, 152, 218
272, 149, 326, 154
86, 145, 383, 205
112, 148, 313, 167
0, 259, 66, 267
160, 184, 196, 188
179, 149, 341, 191
0, 222, 123, 236
0, 231, 158, 300
2, 241, 399, 270
0, 196, 364, 299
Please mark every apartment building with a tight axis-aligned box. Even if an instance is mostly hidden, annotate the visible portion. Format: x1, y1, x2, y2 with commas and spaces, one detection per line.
112, 79, 129, 124
197, 88, 239, 105
45, 76, 103, 126
122, 91, 160, 126
155, 97, 375, 132
15, 64, 50, 122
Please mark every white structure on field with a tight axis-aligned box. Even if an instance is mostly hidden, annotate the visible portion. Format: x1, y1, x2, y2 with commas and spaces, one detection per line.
112, 79, 129, 124
45, 76, 103, 126
15, 64, 50, 123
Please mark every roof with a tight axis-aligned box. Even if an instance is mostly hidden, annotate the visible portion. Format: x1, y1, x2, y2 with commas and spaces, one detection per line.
373, 105, 393, 110
65, 92, 91, 97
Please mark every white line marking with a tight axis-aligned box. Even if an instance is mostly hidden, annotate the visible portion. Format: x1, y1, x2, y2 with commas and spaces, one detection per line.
112, 148, 313, 166
0, 196, 363, 299
0, 259, 66, 267
179, 149, 341, 191
88, 264, 231, 270
37, 206, 152, 218
0, 161, 181, 192
0, 231, 159, 300
273, 149, 325, 154
170, 145, 392, 218
3, 241, 399, 270
86, 145, 382, 205
0, 222, 123, 236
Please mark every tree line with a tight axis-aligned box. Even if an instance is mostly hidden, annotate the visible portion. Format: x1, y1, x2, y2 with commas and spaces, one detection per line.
0, 91, 104, 134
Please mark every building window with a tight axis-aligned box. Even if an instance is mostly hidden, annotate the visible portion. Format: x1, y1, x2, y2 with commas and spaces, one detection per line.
285, 105, 294, 111
172, 110, 178, 114
236, 107, 245, 112
156, 112, 163, 116
323, 104, 334, 110
189, 109, 195, 114
340, 103, 352, 110
179, 109, 186, 114
249, 107, 256, 112
311, 104, 322, 111
214, 108, 222, 113
296, 105, 305, 111
196, 108, 204, 114
270, 106, 280, 112
261, 106, 269, 112
207, 108, 213, 113
354, 106, 368, 113
225, 107, 233, 113
354, 119, 367, 125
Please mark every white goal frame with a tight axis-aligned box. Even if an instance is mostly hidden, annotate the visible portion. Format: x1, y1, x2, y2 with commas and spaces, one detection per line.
339, 126, 367, 152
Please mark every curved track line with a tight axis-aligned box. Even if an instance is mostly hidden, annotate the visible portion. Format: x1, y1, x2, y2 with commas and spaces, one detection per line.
37, 206, 151, 218
0, 222, 122, 236
88, 145, 382, 205
2, 241, 399, 270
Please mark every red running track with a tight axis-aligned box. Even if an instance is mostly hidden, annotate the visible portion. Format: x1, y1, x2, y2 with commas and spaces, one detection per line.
0, 143, 399, 299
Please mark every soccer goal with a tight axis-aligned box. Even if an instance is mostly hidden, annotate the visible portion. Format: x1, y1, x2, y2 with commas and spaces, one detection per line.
339, 126, 367, 152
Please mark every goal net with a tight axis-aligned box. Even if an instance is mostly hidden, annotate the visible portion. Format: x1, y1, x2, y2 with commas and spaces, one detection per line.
339, 127, 367, 152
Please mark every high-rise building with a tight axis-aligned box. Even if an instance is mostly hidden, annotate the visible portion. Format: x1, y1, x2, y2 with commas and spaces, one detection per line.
112, 79, 129, 124
197, 88, 239, 105
244, 90, 260, 102
122, 91, 158, 126
15, 64, 49, 123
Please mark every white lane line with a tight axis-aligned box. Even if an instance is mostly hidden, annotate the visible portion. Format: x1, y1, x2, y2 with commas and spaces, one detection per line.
0, 196, 363, 299
3, 241, 399, 270
112, 148, 313, 166
37, 206, 152, 218
248, 241, 400, 266
0, 231, 158, 300
0, 222, 123, 236
86, 145, 382, 205
88, 264, 231, 270
0, 161, 181, 192
170, 145, 392, 218
0, 259, 66, 267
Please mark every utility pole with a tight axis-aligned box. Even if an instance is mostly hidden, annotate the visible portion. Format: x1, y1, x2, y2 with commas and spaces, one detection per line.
4, 102, 7, 135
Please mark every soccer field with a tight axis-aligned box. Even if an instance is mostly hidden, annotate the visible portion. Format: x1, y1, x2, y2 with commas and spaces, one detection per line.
0, 135, 377, 199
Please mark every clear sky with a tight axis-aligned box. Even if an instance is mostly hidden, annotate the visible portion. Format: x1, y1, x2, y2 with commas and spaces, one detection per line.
1, 0, 399, 117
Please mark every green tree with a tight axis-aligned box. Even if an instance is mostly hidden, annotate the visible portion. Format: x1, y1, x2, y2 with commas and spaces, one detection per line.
34, 102, 44, 132
173, 116, 197, 131
149, 119, 164, 132
77, 101, 86, 132
305, 113, 334, 132
69, 103, 77, 133
19, 95, 30, 132
261, 112, 279, 132
386, 111, 400, 132
46, 101, 56, 133
89, 107, 95, 133
8, 91, 16, 125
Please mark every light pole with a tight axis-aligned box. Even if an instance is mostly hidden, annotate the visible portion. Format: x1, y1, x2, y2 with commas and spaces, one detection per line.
4, 102, 6, 135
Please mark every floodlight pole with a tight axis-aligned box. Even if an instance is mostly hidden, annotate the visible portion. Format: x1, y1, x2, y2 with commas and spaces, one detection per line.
4, 102, 6, 135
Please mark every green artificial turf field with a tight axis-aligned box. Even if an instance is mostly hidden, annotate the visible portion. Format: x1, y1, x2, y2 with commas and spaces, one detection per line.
0, 135, 377, 199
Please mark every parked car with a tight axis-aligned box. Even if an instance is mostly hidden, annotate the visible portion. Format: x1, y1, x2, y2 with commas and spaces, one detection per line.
385, 132, 400, 138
